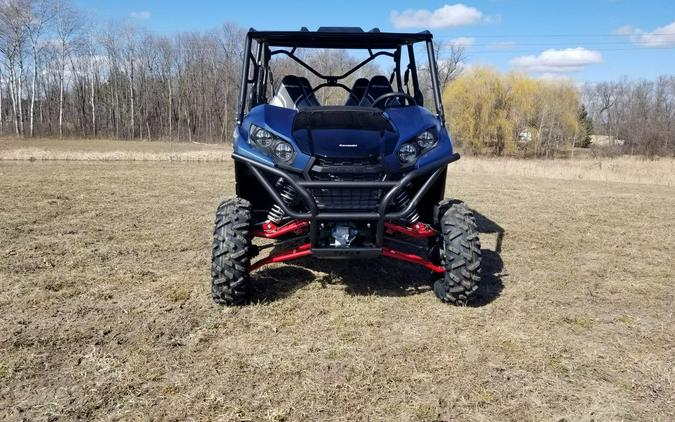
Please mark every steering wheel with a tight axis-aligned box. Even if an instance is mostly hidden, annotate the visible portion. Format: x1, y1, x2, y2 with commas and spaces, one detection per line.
371, 92, 416, 109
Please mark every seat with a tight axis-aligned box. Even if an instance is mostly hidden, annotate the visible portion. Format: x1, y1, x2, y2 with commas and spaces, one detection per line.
358, 75, 398, 107
344, 78, 369, 106
269, 75, 320, 110
298, 77, 321, 107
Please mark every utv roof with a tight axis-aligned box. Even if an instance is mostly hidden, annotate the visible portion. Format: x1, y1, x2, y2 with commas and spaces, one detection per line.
248, 27, 433, 49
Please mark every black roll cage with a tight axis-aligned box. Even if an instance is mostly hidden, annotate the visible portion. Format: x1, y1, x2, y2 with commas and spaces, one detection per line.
237, 28, 446, 125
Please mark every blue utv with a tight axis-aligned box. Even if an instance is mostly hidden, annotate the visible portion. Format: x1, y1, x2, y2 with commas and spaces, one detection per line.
212, 27, 481, 306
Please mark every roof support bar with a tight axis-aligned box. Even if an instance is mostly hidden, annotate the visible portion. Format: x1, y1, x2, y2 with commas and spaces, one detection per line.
426, 40, 445, 124
237, 34, 253, 125
406, 43, 423, 106
269, 49, 394, 82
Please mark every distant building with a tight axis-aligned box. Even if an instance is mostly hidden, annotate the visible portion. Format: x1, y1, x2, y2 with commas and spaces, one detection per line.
590, 135, 625, 146
518, 129, 533, 144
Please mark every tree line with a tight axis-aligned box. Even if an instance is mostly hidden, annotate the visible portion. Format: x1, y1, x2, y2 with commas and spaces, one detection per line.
1, 0, 672, 157
582, 77, 675, 157
0, 0, 249, 142
444, 67, 674, 158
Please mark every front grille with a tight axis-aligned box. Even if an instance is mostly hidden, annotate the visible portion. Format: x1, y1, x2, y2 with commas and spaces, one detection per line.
315, 156, 380, 167
309, 156, 385, 211
310, 188, 383, 211
310, 156, 383, 182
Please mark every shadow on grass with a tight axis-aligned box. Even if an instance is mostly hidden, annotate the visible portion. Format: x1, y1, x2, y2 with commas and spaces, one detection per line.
471, 210, 505, 307
249, 265, 316, 303
250, 209, 505, 306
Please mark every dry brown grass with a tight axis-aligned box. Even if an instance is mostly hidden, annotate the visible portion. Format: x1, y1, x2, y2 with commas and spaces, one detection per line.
0, 137, 229, 161
2, 137, 673, 186
452, 155, 675, 186
1, 140, 674, 421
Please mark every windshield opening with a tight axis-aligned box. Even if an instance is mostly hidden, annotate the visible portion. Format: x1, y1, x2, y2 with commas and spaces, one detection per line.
237, 34, 444, 123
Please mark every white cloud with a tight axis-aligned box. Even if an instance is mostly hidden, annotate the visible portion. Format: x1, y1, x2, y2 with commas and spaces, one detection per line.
447, 37, 474, 48
636, 21, 675, 47
615, 21, 675, 47
510, 47, 603, 73
129, 11, 151, 20
614, 25, 637, 36
390, 4, 486, 29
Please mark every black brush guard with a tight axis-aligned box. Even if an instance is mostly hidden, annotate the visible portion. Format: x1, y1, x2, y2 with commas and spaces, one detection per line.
232, 152, 460, 255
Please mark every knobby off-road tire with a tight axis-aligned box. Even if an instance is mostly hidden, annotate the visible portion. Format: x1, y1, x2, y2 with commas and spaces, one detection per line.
433, 201, 482, 305
211, 197, 254, 306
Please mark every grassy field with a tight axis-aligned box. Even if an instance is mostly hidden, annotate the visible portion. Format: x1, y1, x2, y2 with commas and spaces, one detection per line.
1, 137, 673, 186
0, 137, 229, 161
1, 139, 674, 421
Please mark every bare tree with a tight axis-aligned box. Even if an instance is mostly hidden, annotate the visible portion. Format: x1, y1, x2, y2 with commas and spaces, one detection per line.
120, 24, 142, 138
416, 42, 466, 109
218, 22, 245, 141
584, 78, 675, 157
101, 24, 122, 138
436, 43, 466, 92
20, 0, 54, 136
0, 0, 28, 135
53, 0, 81, 137
157, 35, 174, 140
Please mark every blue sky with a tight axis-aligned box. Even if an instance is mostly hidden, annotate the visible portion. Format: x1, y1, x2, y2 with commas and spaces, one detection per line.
75, 0, 675, 82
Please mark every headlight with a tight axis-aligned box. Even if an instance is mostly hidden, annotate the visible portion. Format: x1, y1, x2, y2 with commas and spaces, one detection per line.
398, 143, 418, 163
416, 130, 437, 149
249, 124, 295, 163
274, 141, 294, 163
398, 128, 438, 164
249, 125, 276, 150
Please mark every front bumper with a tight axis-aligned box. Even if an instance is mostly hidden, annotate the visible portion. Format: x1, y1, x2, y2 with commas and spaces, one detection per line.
232, 151, 460, 251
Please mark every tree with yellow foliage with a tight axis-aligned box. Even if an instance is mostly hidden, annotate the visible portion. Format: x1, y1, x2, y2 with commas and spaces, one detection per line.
443, 66, 582, 157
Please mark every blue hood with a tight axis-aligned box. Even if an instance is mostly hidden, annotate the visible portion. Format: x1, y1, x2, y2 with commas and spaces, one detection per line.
239, 104, 448, 171
290, 106, 399, 158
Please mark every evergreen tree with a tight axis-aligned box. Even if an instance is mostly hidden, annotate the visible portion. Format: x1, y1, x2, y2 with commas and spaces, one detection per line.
576, 104, 593, 148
